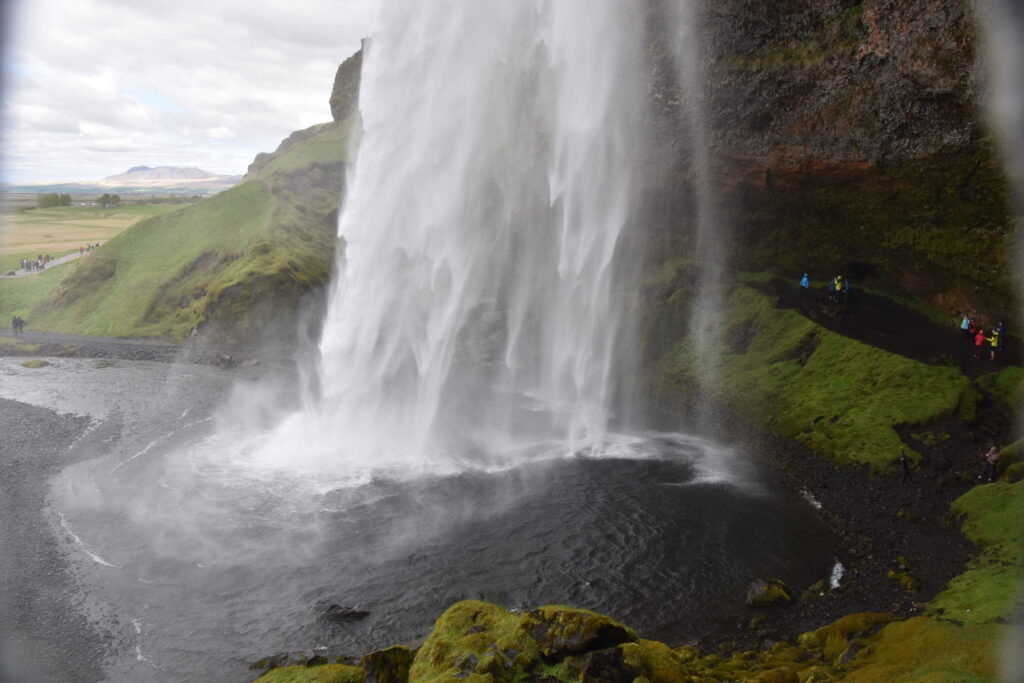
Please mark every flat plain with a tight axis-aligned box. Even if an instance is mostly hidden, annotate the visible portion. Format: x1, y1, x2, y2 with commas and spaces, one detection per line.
1, 204, 185, 271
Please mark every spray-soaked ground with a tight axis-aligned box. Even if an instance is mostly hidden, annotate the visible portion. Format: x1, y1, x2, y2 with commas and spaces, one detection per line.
1, 358, 837, 683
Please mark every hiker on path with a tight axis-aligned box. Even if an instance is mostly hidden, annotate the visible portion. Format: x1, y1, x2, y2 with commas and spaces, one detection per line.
830, 276, 844, 304
799, 273, 810, 299
995, 322, 1007, 353
989, 329, 1001, 361
980, 445, 1000, 482
899, 448, 913, 485
974, 328, 987, 359
960, 314, 971, 342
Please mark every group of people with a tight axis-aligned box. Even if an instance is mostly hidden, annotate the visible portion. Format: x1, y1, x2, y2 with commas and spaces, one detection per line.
10, 316, 26, 334
900, 443, 1003, 485
21, 254, 53, 271
960, 314, 1006, 361
78, 243, 100, 255
798, 273, 851, 305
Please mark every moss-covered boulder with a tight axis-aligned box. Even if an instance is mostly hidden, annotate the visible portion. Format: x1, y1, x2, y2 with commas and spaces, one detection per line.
745, 579, 795, 608
409, 601, 544, 681
520, 606, 634, 659
361, 646, 413, 683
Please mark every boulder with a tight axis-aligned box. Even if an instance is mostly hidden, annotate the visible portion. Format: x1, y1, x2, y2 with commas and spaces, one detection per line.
319, 603, 370, 624
567, 647, 640, 683
362, 645, 414, 683
520, 607, 634, 659
745, 579, 795, 607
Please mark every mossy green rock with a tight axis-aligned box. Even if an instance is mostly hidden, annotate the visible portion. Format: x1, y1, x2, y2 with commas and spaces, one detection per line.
796, 613, 893, 666
745, 579, 795, 608
361, 646, 413, 683
520, 606, 634, 659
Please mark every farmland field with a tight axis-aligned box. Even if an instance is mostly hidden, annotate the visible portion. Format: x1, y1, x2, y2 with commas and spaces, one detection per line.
0, 203, 186, 271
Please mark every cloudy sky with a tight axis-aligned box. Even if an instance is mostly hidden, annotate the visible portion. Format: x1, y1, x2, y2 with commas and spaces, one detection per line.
1, 0, 375, 183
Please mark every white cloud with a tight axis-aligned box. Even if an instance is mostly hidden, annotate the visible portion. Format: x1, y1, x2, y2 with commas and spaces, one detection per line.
1, 0, 376, 182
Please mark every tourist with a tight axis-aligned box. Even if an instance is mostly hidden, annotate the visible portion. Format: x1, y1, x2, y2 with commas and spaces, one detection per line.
973, 328, 987, 359
980, 445, 1000, 482
989, 329, 1001, 361
830, 275, 843, 304
799, 273, 810, 298
995, 321, 1007, 353
960, 313, 971, 342
899, 448, 912, 485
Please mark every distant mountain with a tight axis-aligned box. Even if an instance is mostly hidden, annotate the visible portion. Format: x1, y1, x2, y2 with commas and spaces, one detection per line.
103, 166, 237, 185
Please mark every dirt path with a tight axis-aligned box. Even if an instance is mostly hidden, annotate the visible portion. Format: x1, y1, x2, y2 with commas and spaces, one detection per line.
1, 251, 83, 278
0, 328, 289, 368
750, 279, 1020, 377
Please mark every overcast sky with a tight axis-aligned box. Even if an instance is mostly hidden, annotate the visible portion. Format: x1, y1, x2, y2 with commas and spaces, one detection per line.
0, 0, 375, 183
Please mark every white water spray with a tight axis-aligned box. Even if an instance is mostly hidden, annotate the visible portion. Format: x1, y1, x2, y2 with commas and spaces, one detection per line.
663, 1, 727, 405
262, 0, 648, 473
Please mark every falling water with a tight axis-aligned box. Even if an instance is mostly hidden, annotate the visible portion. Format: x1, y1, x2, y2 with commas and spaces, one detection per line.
663, 0, 727, 410
976, 2, 1024, 681
267, 0, 649, 472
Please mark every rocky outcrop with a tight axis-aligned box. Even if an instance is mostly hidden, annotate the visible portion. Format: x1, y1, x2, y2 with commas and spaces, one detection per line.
330, 44, 364, 123
644, 0, 1015, 320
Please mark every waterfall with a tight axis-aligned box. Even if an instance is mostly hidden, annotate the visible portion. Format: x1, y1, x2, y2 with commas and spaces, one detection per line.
660, 0, 726, 422
977, 4, 1024, 680
265, 0, 649, 473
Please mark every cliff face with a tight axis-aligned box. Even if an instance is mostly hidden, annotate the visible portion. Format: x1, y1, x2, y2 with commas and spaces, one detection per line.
646, 0, 1015, 320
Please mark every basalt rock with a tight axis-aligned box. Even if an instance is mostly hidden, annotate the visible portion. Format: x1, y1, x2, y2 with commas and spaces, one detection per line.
520, 607, 634, 659
745, 578, 796, 607
361, 645, 414, 683
318, 603, 370, 625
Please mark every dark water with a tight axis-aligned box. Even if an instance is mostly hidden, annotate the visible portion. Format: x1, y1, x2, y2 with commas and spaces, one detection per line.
2, 359, 837, 683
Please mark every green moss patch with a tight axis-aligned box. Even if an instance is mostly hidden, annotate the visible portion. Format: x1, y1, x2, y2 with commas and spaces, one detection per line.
842, 617, 1011, 682
929, 480, 1024, 625
20, 359, 49, 368
647, 286, 969, 469
256, 663, 363, 683
977, 367, 1024, 411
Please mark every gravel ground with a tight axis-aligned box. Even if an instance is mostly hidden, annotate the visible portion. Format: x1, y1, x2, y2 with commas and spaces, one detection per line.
0, 398, 106, 683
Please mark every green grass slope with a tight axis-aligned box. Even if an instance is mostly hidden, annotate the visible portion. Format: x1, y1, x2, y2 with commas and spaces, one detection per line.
641, 280, 971, 470
2, 48, 362, 342
4, 117, 354, 342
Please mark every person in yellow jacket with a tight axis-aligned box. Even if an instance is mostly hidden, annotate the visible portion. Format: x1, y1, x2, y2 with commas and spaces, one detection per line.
988, 329, 1001, 361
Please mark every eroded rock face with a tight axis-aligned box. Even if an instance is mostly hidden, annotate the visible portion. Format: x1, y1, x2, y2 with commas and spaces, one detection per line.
362, 645, 414, 683
643, 0, 1014, 320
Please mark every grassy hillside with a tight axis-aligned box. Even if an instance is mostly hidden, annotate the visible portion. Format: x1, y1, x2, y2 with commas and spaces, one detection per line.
1, 203, 186, 272
1, 57, 360, 342
0, 44, 363, 342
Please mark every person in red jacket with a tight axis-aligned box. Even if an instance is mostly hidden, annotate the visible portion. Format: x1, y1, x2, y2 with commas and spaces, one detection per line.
974, 328, 987, 359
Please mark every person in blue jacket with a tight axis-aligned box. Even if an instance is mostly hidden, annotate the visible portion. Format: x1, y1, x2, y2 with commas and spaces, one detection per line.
799, 273, 810, 298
